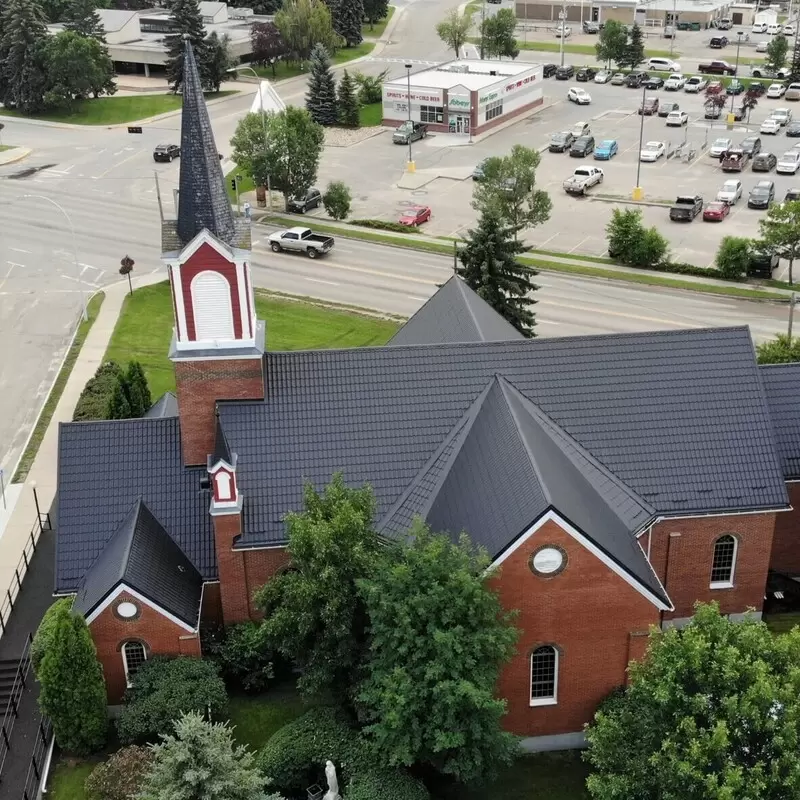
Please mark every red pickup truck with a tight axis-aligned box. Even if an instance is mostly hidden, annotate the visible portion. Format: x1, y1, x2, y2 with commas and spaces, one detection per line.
698, 60, 736, 75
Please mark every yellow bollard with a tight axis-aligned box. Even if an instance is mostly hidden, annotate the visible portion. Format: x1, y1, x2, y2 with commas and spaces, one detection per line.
407, 161, 416, 173
632, 186, 644, 201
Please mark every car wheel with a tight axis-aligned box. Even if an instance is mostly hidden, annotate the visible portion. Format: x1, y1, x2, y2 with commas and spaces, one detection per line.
169, 155, 173, 162
599, 174, 604, 183
300, 206, 306, 214
271, 242, 281, 252
307, 248, 318, 258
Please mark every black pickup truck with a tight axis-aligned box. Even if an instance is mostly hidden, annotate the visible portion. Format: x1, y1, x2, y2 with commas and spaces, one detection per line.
698, 60, 736, 75
669, 195, 703, 221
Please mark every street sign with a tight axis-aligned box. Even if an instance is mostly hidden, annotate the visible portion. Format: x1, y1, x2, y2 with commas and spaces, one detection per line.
127, 126, 143, 134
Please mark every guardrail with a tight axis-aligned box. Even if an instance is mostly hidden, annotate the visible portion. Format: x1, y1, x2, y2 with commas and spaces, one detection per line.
20, 715, 52, 800
0, 633, 34, 782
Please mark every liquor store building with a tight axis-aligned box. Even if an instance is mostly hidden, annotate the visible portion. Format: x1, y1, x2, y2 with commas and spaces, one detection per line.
381, 59, 544, 137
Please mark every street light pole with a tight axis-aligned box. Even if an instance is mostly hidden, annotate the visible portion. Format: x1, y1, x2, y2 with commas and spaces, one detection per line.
731, 32, 743, 114
559, 0, 566, 67
23, 194, 87, 321
633, 82, 646, 201
480, 0, 486, 59
669, 0, 676, 57
405, 63, 415, 172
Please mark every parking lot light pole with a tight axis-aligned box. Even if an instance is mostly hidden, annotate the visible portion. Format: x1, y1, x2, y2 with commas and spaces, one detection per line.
558, 0, 566, 67
405, 63, 416, 173
633, 83, 646, 201
730, 32, 744, 115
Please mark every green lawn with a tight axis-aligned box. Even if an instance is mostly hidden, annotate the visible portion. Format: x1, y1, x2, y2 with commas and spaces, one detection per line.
764, 612, 800, 635
0, 144, 10, 152
256, 42, 375, 81
228, 685, 311, 752
513, 40, 677, 58
104, 282, 400, 399
359, 101, 382, 126
48, 760, 95, 800
225, 166, 256, 201
362, 5, 395, 38
0, 91, 236, 125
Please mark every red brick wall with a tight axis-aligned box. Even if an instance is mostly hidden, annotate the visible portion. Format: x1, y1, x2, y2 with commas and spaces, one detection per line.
647, 513, 776, 621
493, 518, 660, 738
201, 582, 223, 626
771, 484, 800, 575
174, 358, 264, 465
243, 547, 291, 618
89, 590, 201, 703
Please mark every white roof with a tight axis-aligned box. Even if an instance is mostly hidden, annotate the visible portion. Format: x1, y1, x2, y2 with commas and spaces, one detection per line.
386, 59, 538, 91
97, 9, 138, 31
646, 0, 729, 10
250, 80, 285, 114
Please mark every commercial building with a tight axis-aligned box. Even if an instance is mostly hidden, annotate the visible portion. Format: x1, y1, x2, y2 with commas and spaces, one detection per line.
515, 0, 732, 27
381, 59, 543, 137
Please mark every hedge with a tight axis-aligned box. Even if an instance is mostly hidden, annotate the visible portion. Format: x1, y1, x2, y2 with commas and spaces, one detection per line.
31, 597, 74, 675
72, 361, 123, 421
348, 219, 423, 234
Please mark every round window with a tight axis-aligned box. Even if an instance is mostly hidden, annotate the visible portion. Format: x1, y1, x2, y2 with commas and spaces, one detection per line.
530, 546, 566, 577
117, 601, 139, 619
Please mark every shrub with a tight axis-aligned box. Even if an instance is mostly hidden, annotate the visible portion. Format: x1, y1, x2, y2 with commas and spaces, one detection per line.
72, 361, 123, 421
208, 621, 274, 693
348, 219, 422, 234
323, 181, 352, 220
85, 745, 154, 800
346, 769, 430, 800
353, 69, 387, 104
715, 236, 751, 281
117, 657, 227, 744
605, 208, 668, 269
32, 597, 74, 675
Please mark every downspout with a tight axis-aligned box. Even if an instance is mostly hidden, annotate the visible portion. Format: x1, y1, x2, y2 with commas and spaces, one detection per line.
661, 531, 681, 626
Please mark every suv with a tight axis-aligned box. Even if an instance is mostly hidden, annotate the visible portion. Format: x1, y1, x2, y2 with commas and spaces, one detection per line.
543, 63, 557, 78
625, 71, 649, 87
287, 188, 322, 213
570, 135, 595, 157
555, 65, 575, 79
153, 144, 180, 162
709, 36, 729, 48
647, 57, 681, 72
748, 180, 776, 208
749, 249, 779, 278
576, 67, 597, 81
392, 121, 427, 144
639, 97, 660, 115
583, 20, 600, 33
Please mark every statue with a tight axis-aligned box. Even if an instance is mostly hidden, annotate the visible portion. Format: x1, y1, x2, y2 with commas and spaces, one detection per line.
323, 760, 340, 800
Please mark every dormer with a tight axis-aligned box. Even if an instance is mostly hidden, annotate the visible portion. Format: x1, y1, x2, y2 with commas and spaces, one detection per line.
208, 418, 242, 515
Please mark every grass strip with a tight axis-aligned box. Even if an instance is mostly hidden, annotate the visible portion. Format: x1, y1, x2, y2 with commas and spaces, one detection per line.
361, 6, 395, 38
12, 292, 104, 482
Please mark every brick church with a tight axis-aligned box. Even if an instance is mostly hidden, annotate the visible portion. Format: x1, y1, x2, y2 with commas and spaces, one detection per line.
54, 41, 800, 750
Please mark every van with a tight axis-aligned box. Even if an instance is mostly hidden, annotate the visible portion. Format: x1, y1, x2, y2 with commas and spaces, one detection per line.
647, 57, 681, 72
767, 23, 781, 34
753, 22, 768, 33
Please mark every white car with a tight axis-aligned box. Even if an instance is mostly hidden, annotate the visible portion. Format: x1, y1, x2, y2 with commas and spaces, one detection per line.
571, 120, 591, 137
767, 83, 787, 98
716, 179, 743, 205
666, 110, 689, 126
756, 41, 769, 53
753, 22, 768, 34
787, 83, 800, 101
567, 87, 592, 104
778, 150, 800, 173
772, 108, 792, 125
594, 70, 612, 83
684, 76, 708, 93
767, 23, 781, 35
710, 137, 732, 157
762, 118, 782, 134
664, 74, 686, 90
784, 24, 795, 35
647, 57, 681, 73
554, 24, 572, 37
640, 141, 666, 161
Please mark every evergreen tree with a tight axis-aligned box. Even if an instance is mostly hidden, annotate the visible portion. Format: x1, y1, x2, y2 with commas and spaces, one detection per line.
362, 0, 388, 29
337, 69, 359, 127
63, 0, 106, 39
37, 603, 107, 755
203, 31, 232, 91
164, 0, 206, 92
619, 23, 644, 70
332, 0, 363, 47
108, 377, 132, 419
457, 211, 539, 337
0, 0, 50, 114
305, 43, 338, 126
124, 361, 151, 417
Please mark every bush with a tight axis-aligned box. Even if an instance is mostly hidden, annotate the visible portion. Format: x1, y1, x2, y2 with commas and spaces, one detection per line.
605, 207, 668, 269
117, 657, 227, 744
72, 361, 123, 421
85, 745, 154, 800
208, 621, 274, 693
32, 597, 74, 675
715, 236, 751, 281
346, 770, 430, 800
353, 70, 387, 104
757, 333, 800, 364
348, 219, 422, 234
323, 181, 352, 220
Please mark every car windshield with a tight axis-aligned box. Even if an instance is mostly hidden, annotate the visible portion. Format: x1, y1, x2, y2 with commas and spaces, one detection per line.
713, 139, 729, 148
575, 137, 590, 144
722, 182, 738, 190
600, 140, 614, 147
708, 203, 725, 211
552, 133, 568, 142
752, 186, 770, 194
397, 121, 413, 132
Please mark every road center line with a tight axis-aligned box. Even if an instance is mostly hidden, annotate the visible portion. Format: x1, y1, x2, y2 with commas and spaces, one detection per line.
305, 277, 340, 286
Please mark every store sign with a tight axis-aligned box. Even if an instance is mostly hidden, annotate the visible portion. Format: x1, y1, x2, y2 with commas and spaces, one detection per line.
448, 94, 471, 110
478, 90, 499, 105
504, 73, 538, 95
384, 87, 443, 104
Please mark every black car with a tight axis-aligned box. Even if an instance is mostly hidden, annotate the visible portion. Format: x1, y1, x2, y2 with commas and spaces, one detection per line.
287, 187, 322, 213
748, 180, 776, 208
543, 63, 557, 78
576, 67, 597, 82
625, 71, 648, 88
570, 135, 595, 157
644, 76, 664, 90
749, 249, 779, 278
549, 131, 575, 152
787, 122, 800, 137
555, 65, 574, 80
153, 144, 180, 162
740, 136, 762, 157
709, 36, 728, 48
658, 101, 680, 117
749, 81, 766, 96
752, 152, 777, 172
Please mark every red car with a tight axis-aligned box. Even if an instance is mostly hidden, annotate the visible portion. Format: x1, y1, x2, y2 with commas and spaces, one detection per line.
703, 201, 730, 222
398, 206, 431, 226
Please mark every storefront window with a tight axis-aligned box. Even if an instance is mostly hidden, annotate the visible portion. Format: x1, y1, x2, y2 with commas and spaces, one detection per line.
420, 104, 443, 123
485, 99, 503, 121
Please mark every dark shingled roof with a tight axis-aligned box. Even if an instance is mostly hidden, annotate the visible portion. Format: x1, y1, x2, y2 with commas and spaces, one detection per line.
760, 362, 800, 479
73, 499, 203, 627
389, 276, 524, 346
145, 392, 178, 419
175, 39, 235, 248
56, 417, 214, 594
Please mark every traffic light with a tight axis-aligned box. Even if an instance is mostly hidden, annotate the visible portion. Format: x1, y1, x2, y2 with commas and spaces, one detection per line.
127, 126, 143, 134
231, 177, 237, 191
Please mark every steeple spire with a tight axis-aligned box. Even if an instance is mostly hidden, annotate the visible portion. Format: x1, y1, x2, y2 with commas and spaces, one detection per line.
176, 37, 235, 246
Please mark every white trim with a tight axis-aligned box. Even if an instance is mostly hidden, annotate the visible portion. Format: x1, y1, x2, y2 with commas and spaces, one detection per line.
169, 350, 262, 362
172, 228, 248, 264
709, 534, 738, 589
491, 510, 672, 611
646, 524, 652, 561
84, 583, 197, 633
171, 265, 189, 342
651, 506, 790, 525
710, 581, 734, 590
529, 645, 558, 706
236, 261, 250, 339
122, 640, 147, 689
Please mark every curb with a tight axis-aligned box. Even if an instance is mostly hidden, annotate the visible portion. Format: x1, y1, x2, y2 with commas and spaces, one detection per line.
0, 147, 32, 166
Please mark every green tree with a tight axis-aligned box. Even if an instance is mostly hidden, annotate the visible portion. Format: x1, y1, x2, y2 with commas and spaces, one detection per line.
585, 602, 800, 800
322, 180, 352, 219
108, 377, 132, 420
0, 0, 49, 114
254, 473, 380, 701
274, 0, 339, 66
759, 198, 800, 284
481, 8, 517, 59
85, 745, 154, 800
337, 68, 359, 126
164, 0, 206, 92
618, 23, 644, 71
766, 33, 789, 73
250, 20, 287, 75
63, 0, 106, 39
72, 361, 123, 421
757, 333, 800, 363
606, 207, 668, 268
305, 43, 338, 126
39, 0, 71, 22
472, 144, 552, 235
231, 106, 324, 211
125, 360, 152, 417
31, 597, 75, 674
353, 68, 387, 103
357, 521, 519, 783
37, 603, 107, 755
207, 621, 274, 693
332, 0, 363, 46
594, 19, 627, 67
205, 31, 233, 92
362, 0, 388, 29
43, 30, 116, 109
138, 712, 276, 800
435, 8, 471, 58
458, 210, 539, 337
715, 236, 751, 281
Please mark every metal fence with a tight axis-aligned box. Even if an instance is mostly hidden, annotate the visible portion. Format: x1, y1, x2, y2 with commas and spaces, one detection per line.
20, 716, 52, 800
0, 633, 34, 781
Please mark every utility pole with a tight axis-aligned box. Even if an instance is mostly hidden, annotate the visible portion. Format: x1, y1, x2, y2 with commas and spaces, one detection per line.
480, 0, 486, 59
789, 292, 797, 343
559, 0, 567, 67
669, 0, 676, 57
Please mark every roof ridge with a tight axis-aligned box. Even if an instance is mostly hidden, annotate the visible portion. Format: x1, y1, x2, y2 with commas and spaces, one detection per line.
452, 276, 485, 338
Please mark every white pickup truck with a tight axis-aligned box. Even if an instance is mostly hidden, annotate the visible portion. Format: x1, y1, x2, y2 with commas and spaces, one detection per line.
563, 166, 604, 196
268, 226, 335, 258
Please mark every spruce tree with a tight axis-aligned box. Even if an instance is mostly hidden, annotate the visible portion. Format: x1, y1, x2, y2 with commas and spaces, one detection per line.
203, 31, 231, 92
457, 211, 539, 337
337, 69, 359, 127
332, 0, 363, 46
124, 361, 152, 417
305, 43, 338, 126
362, 0, 388, 29
0, 0, 49, 114
620, 23, 644, 70
63, 0, 106, 39
164, 0, 207, 92
108, 377, 132, 419
37, 603, 107, 755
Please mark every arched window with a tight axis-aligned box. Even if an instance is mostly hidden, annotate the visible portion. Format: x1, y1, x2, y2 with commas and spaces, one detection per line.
191, 271, 234, 341
122, 641, 147, 687
215, 471, 233, 501
710, 534, 737, 588
530, 645, 558, 706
